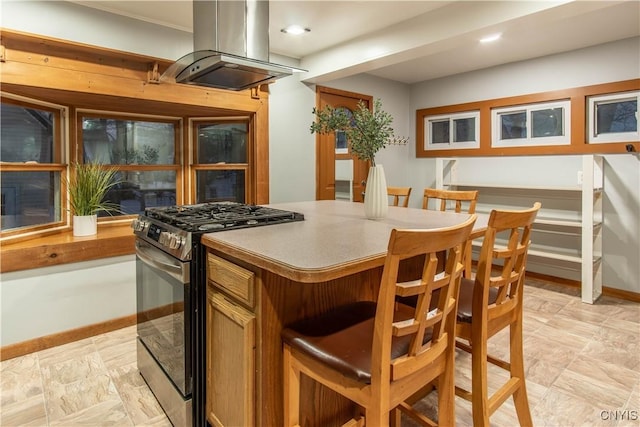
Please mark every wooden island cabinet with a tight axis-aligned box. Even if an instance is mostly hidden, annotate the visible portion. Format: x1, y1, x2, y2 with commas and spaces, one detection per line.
206, 253, 257, 427
202, 200, 485, 426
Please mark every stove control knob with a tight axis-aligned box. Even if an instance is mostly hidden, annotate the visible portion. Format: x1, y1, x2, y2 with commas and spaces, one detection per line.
131, 219, 147, 232
169, 234, 184, 250
159, 231, 171, 246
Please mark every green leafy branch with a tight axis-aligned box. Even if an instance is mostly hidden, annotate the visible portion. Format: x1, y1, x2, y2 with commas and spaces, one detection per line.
310, 98, 408, 166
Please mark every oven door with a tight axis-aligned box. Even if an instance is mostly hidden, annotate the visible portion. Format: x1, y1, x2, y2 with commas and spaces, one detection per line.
136, 238, 191, 397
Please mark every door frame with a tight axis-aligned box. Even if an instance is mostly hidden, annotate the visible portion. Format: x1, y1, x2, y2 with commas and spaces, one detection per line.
314, 86, 372, 201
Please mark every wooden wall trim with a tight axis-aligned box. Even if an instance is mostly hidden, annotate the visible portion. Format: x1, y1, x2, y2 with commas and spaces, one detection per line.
255, 91, 270, 204
0, 313, 137, 362
416, 79, 640, 157
602, 286, 640, 303
525, 270, 640, 303
0, 223, 135, 273
0, 28, 265, 112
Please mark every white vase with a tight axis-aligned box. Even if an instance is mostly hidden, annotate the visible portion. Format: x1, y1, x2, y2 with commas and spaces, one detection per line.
73, 214, 98, 236
364, 164, 388, 219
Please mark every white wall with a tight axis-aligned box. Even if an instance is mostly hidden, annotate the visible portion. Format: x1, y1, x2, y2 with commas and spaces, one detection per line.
1, 256, 135, 346
267, 55, 317, 203
404, 37, 640, 292
1, 1, 182, 347
405, 37, 640, 205
1, 0, 192, 60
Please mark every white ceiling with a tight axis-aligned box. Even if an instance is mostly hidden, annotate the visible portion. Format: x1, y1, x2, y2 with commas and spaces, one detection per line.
70, 0, 640, 85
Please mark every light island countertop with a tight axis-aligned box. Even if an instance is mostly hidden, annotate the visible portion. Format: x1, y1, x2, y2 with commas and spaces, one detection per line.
201, 200, 486, 283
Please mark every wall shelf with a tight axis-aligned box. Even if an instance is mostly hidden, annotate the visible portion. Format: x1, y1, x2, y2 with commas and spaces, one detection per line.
437, 155, 603, 303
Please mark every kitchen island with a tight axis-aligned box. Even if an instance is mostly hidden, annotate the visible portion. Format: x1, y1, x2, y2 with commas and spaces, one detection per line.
201, 200, 485, 426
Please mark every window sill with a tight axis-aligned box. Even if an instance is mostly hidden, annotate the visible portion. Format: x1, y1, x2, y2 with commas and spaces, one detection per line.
0, 223, 135, 273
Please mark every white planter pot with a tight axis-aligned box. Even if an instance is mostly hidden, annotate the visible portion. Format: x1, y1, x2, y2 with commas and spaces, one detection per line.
364, 164, 388, 219
73, 214, 98, 236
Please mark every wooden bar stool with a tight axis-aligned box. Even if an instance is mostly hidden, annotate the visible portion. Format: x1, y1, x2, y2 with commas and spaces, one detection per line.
387, 186, 412, 207
455, 202, 540, 427
282, 215, 476, 427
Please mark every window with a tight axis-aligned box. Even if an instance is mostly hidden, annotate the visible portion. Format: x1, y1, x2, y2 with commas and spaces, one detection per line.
192, 119, 250, 203
334, 107, 353, 155
1, 95, 65, 235
588, 91, 639, 144
424, 111, 480, 150
80, 113, 181, 216
492, 100, 570, 147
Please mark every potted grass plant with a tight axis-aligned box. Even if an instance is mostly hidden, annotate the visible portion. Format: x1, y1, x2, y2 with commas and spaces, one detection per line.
310, 98, 407, 219
66, 162, 121, 236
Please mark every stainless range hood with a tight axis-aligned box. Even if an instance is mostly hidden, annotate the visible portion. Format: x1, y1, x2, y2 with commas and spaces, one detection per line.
162, 0, 293, 91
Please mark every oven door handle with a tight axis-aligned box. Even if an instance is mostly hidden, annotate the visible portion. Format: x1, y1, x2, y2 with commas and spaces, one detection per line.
136, 240, 190, 283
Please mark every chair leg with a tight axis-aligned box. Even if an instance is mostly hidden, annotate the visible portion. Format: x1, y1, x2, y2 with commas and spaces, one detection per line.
283, 345, 301, 427
365, 404, 389, 427
437, 348, 456, 426
471, 332, 491, 427
510, 320, 533, 427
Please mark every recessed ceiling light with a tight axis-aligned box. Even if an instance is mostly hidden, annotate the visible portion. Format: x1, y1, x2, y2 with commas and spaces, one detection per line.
281, 25, 310, 35
480, 33, 502, 43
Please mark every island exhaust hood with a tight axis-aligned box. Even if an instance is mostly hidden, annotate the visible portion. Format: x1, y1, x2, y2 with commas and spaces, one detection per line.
162, 0, 294, 91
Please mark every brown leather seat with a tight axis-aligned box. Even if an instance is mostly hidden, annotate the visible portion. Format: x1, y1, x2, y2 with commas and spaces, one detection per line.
282, 301, 431, 384
455, 280, 498, 323
282, 215, 477, 427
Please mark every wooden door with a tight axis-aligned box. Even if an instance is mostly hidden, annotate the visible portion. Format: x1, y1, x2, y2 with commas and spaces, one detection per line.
315, 87, 372, 202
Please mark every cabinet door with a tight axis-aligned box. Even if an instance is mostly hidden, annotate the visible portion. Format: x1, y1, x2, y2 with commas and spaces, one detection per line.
206, 290, 255, 427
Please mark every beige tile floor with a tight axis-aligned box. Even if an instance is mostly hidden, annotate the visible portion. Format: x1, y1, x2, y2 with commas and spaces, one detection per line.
1, 277, 639, 426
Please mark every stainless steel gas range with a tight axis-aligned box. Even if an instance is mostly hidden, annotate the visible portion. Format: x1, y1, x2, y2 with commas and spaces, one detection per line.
132, 202, 304, 427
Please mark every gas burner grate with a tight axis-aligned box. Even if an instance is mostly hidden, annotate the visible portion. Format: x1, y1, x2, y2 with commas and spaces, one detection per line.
144, 201, 304, 233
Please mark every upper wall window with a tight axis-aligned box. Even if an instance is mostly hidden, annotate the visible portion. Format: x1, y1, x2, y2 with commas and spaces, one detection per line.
416, 80, 639, 158
492, 100, 571, 147
424, 111, 480, 150
80, 113, 181, 216
587, 91, 639, 144
1, 94, 65, 235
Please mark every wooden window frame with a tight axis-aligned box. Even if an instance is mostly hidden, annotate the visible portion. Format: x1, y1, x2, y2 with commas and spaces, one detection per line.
491, 99, 571, 148
587, 90, 639, 144
0, 93, 67, 240
76, 110, 184, 222
416, 79, 640, 158
189, 117, 254, 204
423, 110, 480, 151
